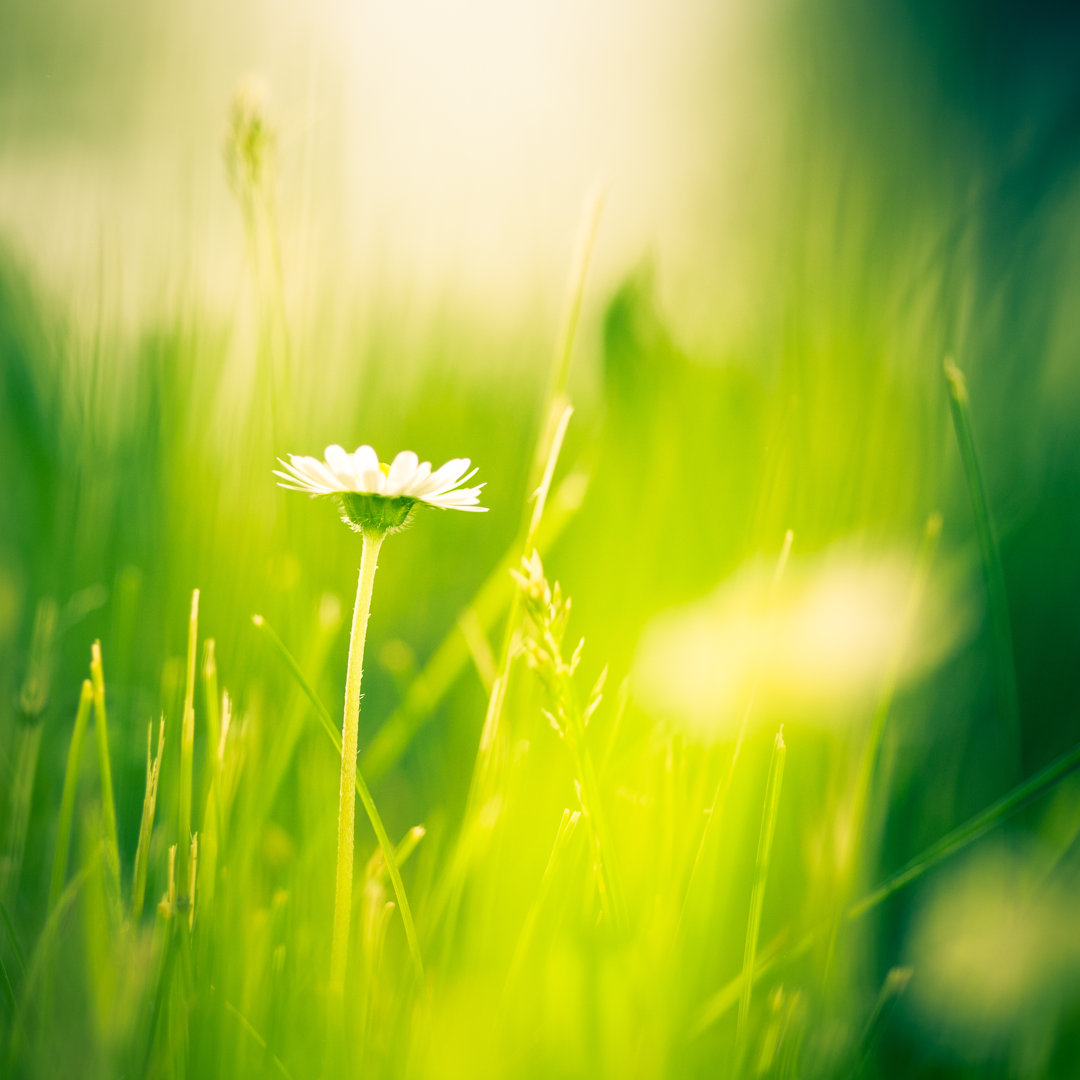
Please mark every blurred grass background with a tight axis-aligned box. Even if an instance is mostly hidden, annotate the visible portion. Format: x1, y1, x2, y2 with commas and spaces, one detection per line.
2, 0, 1080, 1076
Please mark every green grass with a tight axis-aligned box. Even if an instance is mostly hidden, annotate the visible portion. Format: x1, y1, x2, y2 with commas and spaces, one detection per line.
3, 6, 1080, 1076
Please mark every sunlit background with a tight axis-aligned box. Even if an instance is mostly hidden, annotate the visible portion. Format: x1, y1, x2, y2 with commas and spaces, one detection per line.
2, 0, 1080, 1076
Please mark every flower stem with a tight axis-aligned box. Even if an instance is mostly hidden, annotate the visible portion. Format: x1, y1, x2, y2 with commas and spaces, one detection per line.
329, 528, 385, 995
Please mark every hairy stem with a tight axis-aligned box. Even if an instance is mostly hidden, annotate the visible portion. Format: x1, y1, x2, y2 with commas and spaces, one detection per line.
329, 528, 385, 995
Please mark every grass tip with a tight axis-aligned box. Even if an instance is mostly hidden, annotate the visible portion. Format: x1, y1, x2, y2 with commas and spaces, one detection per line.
943, 357, 968, 402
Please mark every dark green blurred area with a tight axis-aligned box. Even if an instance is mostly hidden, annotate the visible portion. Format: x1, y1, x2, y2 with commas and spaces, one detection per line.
2, 0, 1080, 1077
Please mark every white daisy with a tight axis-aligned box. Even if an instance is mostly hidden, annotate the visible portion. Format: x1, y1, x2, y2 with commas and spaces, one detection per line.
276, 444, 486, 531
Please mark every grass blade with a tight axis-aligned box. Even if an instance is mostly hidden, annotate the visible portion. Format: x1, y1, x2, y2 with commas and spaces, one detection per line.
944, 359, 1021, 761
736, 726, 787, 1060
680, 530, 794, 930
48, 679, 94, 910
132, 716, 166, 920
251, 613, 424, 980
89, 641, 121, 901
850, 967, 912, 1078
692, 737, 1080, 1037
202, 638, 221, 783
177, 589, 199, 905
361, 467, 587, 781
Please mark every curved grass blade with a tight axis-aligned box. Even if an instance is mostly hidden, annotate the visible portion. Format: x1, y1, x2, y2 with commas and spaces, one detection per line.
692, 737, 1080, 1037
251, 613, 424, 980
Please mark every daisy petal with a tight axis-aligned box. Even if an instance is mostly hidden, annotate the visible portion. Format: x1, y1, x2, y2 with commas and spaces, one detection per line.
353, 445, 379, 477
361, 467, 387, 494
403, 461, 433, 495
419, 457, 471, 495
386, 450, 420, 495
276, 445, 486, 514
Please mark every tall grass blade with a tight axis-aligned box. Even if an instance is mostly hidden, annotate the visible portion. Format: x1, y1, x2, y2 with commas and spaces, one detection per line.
680, 530, 794, 929
474, 403, 573, 773
132, 716, 166, 920
693, 738, 1080, 1036
736, 726, 787, 1060
468, 188, 602, 795
251, 613, 424, 980
202, 638, 221, 782
0, 943, 14, 1016
3, 599, 57, 903
362, 467, 587, 781
850, 967, 912, 1077
48, 679, 94, 910
89, 642, 121, 901
177, 589, 200, 904
944, 359, 1021, 763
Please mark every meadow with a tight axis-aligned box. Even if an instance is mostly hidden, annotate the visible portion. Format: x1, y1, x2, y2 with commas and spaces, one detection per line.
2, 2, 1080, 1077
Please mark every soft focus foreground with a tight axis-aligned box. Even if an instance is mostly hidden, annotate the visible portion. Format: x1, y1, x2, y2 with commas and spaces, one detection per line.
3, 2, 1080, 1078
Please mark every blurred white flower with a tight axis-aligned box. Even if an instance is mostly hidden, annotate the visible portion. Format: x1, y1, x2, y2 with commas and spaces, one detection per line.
905, 844, 1080, 1056
276, 445, 486, 511
632, 541, 972, 739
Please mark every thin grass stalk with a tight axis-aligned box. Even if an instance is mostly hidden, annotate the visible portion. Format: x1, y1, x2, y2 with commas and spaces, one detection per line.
89, 641, 121, 899
435, 419, 576, 950
250, 613, 424, 982
5, 600, 56, 902
254, 531, 421, 988
132, 717, 166, 920
257, 597, 344, 818
944, 359, 1021, 762
0, 943, 14, 1016
177, 589, 200, 905
0, 901, 23, 976
569, 735, 627, 931
471, 403, 573, 786
736, 727, 787, 1060
469, 188, 602, 788
48, 679, 94, 909
850, 967, 912, 1077
187, 834, 198, 930
846, 512, 942, 863
197, 687, 234, 923
4, 858, 98, 1074
680, 531, 794, 929
202, 638, 221, 782
503, 809, 581, 1001
362, 467, 587, 781
822, 512, 942, 980
225, 1000, 295, 1080
3, 723, 43, 905
693, 737, 1080, 1036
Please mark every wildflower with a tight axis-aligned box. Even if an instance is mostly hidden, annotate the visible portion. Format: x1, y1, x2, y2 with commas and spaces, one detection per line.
276, 443, 484, 993
276, 445, 486, 532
